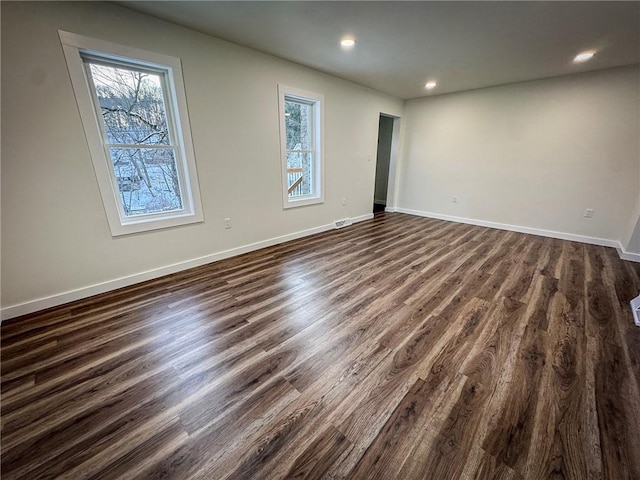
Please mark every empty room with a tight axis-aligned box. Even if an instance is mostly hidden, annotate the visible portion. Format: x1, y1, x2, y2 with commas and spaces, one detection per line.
2, 1, 640, 479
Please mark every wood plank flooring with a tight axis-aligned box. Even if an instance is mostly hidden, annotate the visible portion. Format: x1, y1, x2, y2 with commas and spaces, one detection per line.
2, 212, 640, 479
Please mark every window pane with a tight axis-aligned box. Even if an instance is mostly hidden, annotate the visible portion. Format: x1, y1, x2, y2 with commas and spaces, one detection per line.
286, 152, 313, 197
88, 63, 170, 146
109, 147, 183, 216
285, 100, 311, 150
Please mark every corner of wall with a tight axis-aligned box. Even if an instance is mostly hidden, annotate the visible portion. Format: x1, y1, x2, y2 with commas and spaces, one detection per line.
622, 192, 640, 256
621, 216, 640, 260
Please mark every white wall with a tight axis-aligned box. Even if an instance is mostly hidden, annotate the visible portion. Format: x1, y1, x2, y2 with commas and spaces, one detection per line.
622, 190, 640, 255
1, 2, 403, 315
397, 66, 640, 246
626, 216, 640, 254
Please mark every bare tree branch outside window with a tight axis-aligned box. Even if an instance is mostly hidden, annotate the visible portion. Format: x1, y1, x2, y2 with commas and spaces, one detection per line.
87, 62, 183, 216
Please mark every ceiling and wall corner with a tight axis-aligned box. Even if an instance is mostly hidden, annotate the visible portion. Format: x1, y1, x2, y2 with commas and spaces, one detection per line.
120, 1, 640, 99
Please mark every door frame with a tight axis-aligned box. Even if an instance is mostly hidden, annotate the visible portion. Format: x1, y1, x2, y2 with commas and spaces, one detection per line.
377, 113, 401, 212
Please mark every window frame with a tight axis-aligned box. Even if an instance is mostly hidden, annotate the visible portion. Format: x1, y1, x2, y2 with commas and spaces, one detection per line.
278, 84, 324, 209
59, 31, 204, 236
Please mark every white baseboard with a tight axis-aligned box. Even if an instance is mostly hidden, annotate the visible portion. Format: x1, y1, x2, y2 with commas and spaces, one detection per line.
1, 214, 374, 321
5, 209, 634, 321
351, 213, 375, 224
395, 207, 621, 249
631, 295, 640, 327
617, 247, 640, 263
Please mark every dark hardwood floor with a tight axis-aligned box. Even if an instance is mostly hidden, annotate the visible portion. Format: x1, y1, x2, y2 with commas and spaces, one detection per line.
2, 213, 640, 479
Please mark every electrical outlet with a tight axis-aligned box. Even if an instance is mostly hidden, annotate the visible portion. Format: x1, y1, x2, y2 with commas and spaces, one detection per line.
583, 209, 594, 219
224, 217, 232, 229
342, 197, 347, 206
452, 196, 458, 204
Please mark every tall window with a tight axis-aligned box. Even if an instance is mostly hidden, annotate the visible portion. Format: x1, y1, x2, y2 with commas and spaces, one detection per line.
278, 85, 324, 208
59, 31, 203, 235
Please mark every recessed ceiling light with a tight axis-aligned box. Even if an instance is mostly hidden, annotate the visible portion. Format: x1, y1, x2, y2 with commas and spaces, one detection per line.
573, 51, 596, 63
341, 38, 356, 48
425, 81, 437, 90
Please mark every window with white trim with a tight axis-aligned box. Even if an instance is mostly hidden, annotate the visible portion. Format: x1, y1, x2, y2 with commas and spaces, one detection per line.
278, 85, 324, 208
59, 31, 203, 235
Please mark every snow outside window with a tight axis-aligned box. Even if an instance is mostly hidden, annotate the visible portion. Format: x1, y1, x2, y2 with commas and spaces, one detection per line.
60, 31, 203, 235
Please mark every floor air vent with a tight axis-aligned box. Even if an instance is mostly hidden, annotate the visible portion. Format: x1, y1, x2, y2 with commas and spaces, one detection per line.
631, 295, 640, 327
334, 218, 353, 229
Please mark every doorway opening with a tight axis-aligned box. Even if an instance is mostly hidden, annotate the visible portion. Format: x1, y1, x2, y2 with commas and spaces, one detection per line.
373, 114, 396, 213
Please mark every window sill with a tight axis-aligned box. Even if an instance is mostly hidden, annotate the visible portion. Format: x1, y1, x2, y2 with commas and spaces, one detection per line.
283, 196, 324, 209
111, 210, 204, 236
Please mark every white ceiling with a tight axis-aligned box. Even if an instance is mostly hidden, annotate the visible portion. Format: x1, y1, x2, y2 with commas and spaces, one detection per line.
121, 1, 640, 100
